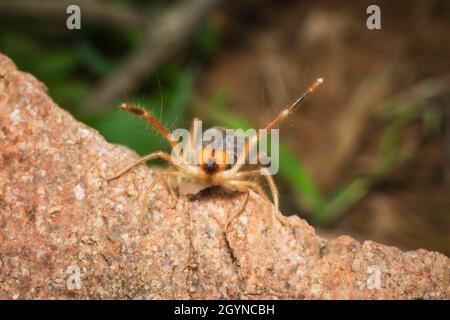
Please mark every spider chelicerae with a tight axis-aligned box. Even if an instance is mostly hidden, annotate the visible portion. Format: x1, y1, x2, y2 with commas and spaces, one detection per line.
107, 78, 323, 231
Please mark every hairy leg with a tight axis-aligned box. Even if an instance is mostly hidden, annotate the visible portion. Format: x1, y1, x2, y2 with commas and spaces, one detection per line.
141, 175, 162, 214
120, 103, 175, 148
141, 170, 181, 222
162, 165, 178, 208
106, 151, 173, 181
264, 78, 323, 129
224, 180, 271, 231
260, 171, 291, 227
222, 78, 323, 177
225, 191, 249, 232
162, 169, 180, 208
232, 169, 291, 227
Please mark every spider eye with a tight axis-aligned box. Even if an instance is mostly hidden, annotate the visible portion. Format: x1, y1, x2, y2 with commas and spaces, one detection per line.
205, 158, 216, 174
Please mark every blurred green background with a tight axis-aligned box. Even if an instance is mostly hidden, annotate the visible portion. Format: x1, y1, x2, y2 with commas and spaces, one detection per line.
1, 0, 449, 254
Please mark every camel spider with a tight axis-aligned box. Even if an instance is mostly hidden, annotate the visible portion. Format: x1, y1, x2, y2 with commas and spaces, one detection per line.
107, 78, 323, 231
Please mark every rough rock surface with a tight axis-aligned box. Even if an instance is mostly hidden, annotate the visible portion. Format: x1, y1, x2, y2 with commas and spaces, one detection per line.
0, 53, 448, 299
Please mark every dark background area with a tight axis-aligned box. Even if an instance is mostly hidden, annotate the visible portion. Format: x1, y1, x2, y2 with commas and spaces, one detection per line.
1, 0, 449, 255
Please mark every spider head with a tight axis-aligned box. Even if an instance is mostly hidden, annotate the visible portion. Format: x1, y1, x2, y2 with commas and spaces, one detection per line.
197, 147, 231, 175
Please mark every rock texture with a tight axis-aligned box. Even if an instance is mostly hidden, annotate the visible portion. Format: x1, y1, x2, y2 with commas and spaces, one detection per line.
0, 53, 448, 299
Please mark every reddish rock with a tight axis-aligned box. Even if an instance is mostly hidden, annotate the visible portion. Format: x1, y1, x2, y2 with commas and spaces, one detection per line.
0, 53, 448, 299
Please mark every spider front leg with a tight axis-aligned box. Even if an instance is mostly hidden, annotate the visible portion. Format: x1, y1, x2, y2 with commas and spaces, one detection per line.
163, 165, 178, 208
224, 191, 249, 232
234, 169, 292, 227
107, 151, 180, 220
261, 170, 292, 227
224, 180, 271, 232
106, 151, 173, 181
140, 170, 181, 224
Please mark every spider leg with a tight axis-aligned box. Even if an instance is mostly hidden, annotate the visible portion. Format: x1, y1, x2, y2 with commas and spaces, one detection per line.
106, 151, 173, 181
260, 170, 291, 227
224, 180, 271, 231
264, 78, 323, 130
225, 191, 249, 232
142, 175, 161, 211
222, 78, 323, 177
159, 170, 178, 208
141, 170, 181, 222
120, 103, 176, 148
233, 169, 291, 227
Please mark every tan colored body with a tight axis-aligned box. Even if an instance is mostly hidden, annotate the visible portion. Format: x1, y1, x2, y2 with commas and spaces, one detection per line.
107, 78, 323, 231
